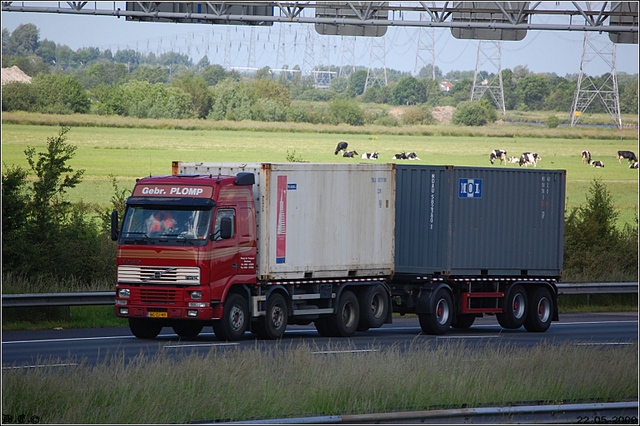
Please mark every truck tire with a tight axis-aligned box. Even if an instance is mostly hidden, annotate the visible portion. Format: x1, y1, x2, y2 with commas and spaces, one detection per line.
314, 318, 332, 337
497, 284, 527, 329
418, 289, 453, 335
326, 290, 360, 337
524, 287, 553, 332
173, 322, 203, 338
452, 314, 475, 329
129, 318, 163, 339
357, 284, 388, 331
255, 293, 288, 340
213, 293, 249, 341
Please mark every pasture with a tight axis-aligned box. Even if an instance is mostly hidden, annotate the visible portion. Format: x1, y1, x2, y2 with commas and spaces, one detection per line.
1, 122, 638, 226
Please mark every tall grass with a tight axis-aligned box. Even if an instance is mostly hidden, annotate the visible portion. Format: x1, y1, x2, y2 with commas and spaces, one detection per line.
2, 341, 637, 423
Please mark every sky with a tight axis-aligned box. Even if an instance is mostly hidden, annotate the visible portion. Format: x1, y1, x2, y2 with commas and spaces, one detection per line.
2, 2, 638, 79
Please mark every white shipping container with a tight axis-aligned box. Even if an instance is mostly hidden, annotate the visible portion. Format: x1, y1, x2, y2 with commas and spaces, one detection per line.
178, 162, 395, 280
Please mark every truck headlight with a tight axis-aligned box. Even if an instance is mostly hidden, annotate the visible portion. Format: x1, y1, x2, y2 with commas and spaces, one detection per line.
118, 288, 130, 298
189, 291, 203, 300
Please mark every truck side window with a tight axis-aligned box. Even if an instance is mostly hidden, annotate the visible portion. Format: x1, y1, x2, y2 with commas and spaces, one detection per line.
213, 209, 235, 241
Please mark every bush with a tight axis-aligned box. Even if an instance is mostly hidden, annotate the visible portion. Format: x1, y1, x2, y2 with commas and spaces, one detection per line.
252, 98, 288, 122
402, 105, 437, 125
546, 114, 560, 128
1, 82, 39, 112
32, 74, 91, 114
451, 100, 496, 126
328, 98, 365, 126
563, 179, 638, 282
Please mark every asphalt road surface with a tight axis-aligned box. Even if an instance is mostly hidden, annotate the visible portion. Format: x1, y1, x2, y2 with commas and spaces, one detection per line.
2, 312, 637, 368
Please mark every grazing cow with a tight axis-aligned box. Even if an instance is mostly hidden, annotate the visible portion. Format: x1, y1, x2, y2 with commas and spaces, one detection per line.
617, 150, 637, 163
519, 152, 541, 167
507, 156, 519, 164
361, 152, 379, 160
582, 150, 591, 164
590, 160, 604, 168
490, 149, 507, 165
334, 141, 348, 155
392, 152, 407, 160
407, 152, 421, 160
630, 161, 638, 169
343, 150, 358, 158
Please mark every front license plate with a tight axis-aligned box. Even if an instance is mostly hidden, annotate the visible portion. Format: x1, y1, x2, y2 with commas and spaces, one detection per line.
148, 311, 167, 318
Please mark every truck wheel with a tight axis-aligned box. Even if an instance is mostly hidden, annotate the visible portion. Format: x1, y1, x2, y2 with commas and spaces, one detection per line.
452, 314, 475, 329
418, 289, 452, 335
173, 322, 203, 338
255, 293, 288, 340
129, 318, 162, 339
327, 290, 360, 337
314, 318, 332, 337
497, 284, 527, 329
524, 287, 553, 332
213, 293, 249, 341
357, 284, 388, 331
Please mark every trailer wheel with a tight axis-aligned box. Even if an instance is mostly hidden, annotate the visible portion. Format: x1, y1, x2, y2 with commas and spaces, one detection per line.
173, 322, 203, 338
255, 293, 288, 340
357, 284, 389, 331
213, 293, 249, 341
129, 318, 162, 339
523, 287, 553, 332
452, 314, 475, 329
497, 284, 527, 329
419, 289, 452, 335
327, 290, 360, 337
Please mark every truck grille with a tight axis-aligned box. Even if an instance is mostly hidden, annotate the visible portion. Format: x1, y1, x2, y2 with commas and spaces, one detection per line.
118, 266, 200, 285
138, 289, 179, 305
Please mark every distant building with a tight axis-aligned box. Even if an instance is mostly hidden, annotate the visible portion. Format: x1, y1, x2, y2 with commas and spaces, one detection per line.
1, 66, 32, 85
439, 82, 453, 92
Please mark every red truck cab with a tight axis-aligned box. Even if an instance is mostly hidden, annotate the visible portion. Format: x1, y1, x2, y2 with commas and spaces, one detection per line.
113, 173, 256, 338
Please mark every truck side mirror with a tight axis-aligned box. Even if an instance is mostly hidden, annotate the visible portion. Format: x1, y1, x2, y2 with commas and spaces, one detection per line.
220, 217, 232, 240
111, 210, 119, 241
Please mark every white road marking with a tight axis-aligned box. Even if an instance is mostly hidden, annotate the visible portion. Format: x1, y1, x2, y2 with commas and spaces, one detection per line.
573, 342, 636, 346
436, 335, 503, 339
312, 349, 378, 354
2, 363, 79, 370
163, 342, 239, 348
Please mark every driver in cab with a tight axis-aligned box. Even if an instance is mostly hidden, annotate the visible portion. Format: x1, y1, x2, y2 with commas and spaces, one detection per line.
149, 211, 176, 235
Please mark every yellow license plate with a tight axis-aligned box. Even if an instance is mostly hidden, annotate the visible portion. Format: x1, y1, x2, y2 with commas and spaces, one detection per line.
148, 311, 167, 318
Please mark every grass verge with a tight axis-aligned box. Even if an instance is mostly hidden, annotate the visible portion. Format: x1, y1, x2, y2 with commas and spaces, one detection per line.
2, 341, 637, 423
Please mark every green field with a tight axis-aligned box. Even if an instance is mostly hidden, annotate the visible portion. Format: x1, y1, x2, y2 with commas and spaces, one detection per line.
1, 119, 638, 226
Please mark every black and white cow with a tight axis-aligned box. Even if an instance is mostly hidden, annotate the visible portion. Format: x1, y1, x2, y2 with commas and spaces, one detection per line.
519, 152, 541, 167
343, 150, 358, 158
582, 150, 591, 164
392, 152, 407, 160
617, 150, 637, 163
335, 141, 348, 155
630, 161, 638, 169
590, 160, 604, 168
361, 152, 379, 160
407, 152, 421, 160
490, 149, 507, 165
507, 156, 519, 164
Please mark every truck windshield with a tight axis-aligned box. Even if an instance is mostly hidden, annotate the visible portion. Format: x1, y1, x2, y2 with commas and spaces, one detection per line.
120, 206, 213, 242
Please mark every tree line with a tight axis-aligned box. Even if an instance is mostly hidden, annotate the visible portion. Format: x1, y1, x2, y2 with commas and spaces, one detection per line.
2, 22, 638, 126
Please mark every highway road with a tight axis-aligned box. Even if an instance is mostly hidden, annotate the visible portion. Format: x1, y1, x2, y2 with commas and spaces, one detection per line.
2, 312, 637, 368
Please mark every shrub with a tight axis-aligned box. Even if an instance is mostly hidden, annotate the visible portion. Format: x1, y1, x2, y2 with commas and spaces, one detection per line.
328, 98, 365, 126
563, 179, 638, 282
451, 100, 496, 126
546, 114, 560, 128
402, 105, 437, 125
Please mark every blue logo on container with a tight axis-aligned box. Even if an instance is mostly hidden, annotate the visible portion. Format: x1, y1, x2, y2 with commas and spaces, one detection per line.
287, 183, 297, 190
459, 179, 482, 198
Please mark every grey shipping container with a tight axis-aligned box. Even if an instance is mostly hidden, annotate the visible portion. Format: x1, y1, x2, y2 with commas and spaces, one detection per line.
394, 165, 565, 279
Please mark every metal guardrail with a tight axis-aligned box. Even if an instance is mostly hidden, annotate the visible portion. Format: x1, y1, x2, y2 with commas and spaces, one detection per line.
556, 282, 639, 295
2, 283, 638, 308
201, 401, 639, 424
